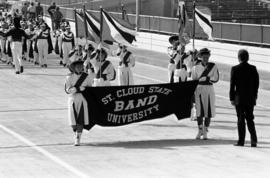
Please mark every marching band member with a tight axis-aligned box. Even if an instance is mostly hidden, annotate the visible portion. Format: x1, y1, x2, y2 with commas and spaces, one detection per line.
0, 17, 28, 74
174, 45, 189, 83
25, 22, 35, 62
32, 25, 40, 65
60, 25, 75, 67
35, 22, 53, 68
191, 48, 219, 140
65, 58, 95, 146
167, 35, 178, 83
0, 19, 7, 62
83, 44, 95, 74
90, 47, 116, 86
68, 44, 84, 63
116, 44, 135, 86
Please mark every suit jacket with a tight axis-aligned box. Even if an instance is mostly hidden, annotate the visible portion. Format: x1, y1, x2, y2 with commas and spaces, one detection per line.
230, 62, 259, 106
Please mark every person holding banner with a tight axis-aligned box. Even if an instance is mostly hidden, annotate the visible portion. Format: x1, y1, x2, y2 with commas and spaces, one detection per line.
116, 44, 135, 86
90, 48, 116, 86
191, 48, 219, 140
65, 59, 95, 146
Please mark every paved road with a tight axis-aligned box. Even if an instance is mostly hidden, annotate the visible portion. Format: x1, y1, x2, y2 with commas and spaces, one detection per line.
0, 55, 270, 178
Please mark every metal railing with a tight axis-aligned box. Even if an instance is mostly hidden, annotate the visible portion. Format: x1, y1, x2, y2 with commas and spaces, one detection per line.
42, 4, 270, 46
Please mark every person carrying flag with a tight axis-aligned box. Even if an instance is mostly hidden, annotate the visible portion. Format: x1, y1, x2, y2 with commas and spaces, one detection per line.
116, 44, 135, 86
90, 47, 116, 86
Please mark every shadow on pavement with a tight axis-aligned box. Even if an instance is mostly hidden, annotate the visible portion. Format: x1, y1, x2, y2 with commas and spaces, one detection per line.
85, 139, 238, 149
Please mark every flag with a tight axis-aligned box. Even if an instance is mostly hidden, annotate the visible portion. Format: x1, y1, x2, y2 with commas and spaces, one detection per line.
74, 9, 87, 38
74, 9, 101, 43
84, 11, 101, 43
195, 7, 213, 40
177, 1, 188, 37
82, 81, 198, 128
101, 9, 136, 46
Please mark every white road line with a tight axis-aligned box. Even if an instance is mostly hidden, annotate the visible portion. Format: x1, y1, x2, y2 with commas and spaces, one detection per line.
133, 73, 270, 110
0, 125, 91, 178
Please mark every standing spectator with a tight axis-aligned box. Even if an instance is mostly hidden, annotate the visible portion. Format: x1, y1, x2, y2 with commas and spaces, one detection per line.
28, 2, 36, 19
191, 48, 219, 140
52, 7, 63, 31
47, 2, 56, 30
230, 49, 259, 147
21, 3, 28, 19
36, 2, 44, 17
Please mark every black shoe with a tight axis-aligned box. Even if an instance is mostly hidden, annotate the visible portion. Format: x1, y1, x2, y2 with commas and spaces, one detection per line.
251, 143, 257, 147
44, 64, 47, 68
63, 64, 66, 67
59, 61, 63, 65
20, 66, 24, 73
234, 143, 244, 147
15, 71, 20, 74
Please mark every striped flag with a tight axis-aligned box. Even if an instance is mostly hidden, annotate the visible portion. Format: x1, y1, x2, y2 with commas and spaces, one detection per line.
84, 11, 101, 43
195, 7, 213, 40
101, 9, 136, 46
75, 9, 101, 43
177, 1, 188, 37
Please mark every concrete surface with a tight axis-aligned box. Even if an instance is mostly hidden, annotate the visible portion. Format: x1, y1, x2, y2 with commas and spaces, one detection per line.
0, 52, 270, 178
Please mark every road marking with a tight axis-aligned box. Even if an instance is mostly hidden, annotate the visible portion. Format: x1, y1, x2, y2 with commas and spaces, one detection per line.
133, 73, 270, 110
0, 124, 91, 178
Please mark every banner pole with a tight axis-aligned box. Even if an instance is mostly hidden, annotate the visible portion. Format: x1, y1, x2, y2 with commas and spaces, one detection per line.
73, 9, 79, 46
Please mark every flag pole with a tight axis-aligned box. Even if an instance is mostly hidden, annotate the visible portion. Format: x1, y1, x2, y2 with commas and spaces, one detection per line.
192, 0, 196, 62
121, 3, 125, 20
135, 0, 140, 32
178, 0, 182, 69
99, 6, 103, 80
73, 9, 79, 46
83, 3, 89, 44
192, 0, 196, 53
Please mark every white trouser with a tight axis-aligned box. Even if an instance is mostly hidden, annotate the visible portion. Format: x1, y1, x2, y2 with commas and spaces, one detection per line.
0, 39, 5, 60
62, 42, 73, 65
11, 42, 22, 72
37, 39, 48, 65
26, 40, 31, 61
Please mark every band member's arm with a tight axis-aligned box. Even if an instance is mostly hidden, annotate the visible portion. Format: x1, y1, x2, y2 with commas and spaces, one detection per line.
191, 66, 198, 80
65, 75, 77, 94
102, 62, 116, 81
129, 54, 135, 67
208, 65, 219, 83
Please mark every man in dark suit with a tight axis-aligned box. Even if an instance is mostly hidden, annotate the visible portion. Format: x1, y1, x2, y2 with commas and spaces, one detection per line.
230, 49, 259, 147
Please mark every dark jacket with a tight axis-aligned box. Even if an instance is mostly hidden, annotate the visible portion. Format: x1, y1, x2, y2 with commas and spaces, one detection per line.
230, 62, 259, 106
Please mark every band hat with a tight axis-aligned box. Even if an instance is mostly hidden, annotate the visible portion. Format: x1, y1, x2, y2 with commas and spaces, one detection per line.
198, 48, 211, 56
69, 60, 84, 73
168, 35, 179, 44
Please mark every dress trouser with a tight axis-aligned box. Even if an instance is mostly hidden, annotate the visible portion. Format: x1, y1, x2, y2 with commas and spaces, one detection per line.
37, 39, 48, 65
235, 104, 257, 144
11, 41, 22, 72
